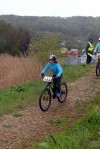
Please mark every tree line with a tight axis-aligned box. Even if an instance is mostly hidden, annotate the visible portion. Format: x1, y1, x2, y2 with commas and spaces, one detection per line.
0, 20, 30, 56
0, 15, 100, 56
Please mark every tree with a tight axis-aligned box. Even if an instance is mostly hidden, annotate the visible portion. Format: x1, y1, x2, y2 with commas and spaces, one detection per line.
0, 20, 30, 56
29, 33, 61, 64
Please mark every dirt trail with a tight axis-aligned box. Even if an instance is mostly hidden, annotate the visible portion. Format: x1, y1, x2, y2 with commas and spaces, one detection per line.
0, 70, 100, 149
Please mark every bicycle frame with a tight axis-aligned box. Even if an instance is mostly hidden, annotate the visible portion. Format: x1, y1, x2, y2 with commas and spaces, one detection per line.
45, 81, 54, 92
39, 76, 68, 111
97, 55, 100, 67
98, 55, 100, 63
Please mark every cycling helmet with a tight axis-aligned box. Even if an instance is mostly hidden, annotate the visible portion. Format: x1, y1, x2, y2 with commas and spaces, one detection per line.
98, 37, 100, 41
49, 55, 56, 61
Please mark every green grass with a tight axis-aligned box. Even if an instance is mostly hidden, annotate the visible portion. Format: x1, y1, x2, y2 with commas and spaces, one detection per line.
32, 92, 100, 149
0, 64, 92, 116
63, 64, 92, 82
0, 79, 44, 115
49, 118, 68, 127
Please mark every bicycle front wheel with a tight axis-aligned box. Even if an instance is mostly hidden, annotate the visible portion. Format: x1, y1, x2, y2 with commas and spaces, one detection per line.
96, 65, 100, 76
39, 88, 51, 112
58, 82, 68, 103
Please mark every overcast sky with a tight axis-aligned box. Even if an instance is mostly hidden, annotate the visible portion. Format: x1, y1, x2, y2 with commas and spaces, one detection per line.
0, 0, 100, 17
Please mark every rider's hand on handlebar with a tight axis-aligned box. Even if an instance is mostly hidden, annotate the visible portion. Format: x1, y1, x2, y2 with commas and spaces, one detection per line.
52, 76, 59, 80
39, 73, 44, 78
55, 76, 59, 78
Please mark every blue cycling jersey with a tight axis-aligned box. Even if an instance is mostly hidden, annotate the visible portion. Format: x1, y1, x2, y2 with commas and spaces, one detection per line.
94, 43, 100, 53
41, 62, 63, 77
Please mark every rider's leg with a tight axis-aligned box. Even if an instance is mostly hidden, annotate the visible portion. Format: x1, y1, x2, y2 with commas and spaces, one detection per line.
96, 53, 100, 75
96, 53, 98, 63
97, 53, 100, 63
96, 53, 100, 67
52, 78, 57, 99
56, 76, 62, 97
52, 75, 62, 98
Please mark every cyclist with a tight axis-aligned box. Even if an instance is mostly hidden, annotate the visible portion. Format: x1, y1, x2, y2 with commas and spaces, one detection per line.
94, 37, 100, 62
40, 55, 63, 99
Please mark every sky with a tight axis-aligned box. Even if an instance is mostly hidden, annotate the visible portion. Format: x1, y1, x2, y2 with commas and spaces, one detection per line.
0, 0, 100, 17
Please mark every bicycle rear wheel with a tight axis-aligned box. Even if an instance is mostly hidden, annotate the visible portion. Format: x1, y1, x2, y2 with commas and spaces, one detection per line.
58, 82, 68, 103
39, 88, 51, 112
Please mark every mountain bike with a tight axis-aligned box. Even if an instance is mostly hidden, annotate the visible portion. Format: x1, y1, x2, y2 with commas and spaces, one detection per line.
39, 76, 68, 112
96, 54, 100, 76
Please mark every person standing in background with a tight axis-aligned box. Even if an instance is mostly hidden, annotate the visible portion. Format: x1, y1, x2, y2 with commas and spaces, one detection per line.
85, 38, 94, 64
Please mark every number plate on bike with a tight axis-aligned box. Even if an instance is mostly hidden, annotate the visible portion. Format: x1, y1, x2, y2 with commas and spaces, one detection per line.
43, 76, 52, 82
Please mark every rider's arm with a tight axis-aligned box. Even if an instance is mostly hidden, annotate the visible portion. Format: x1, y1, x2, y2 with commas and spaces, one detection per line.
94, 44, 98, 53
56, 63, 63, 77
41, 63, 49, 74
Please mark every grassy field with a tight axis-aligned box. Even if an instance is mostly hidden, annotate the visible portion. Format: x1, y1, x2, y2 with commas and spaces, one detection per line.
0, 64, 92, 116
0, 54, 42, 89
32, 91, 100, 149
63, 63, 92, 82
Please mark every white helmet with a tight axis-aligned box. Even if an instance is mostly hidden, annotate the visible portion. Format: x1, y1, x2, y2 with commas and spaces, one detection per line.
49, 55, 56, 61
98, 37, 100, 41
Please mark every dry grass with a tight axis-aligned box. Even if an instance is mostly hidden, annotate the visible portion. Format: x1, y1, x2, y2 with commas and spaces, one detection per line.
0, 54, 42, 89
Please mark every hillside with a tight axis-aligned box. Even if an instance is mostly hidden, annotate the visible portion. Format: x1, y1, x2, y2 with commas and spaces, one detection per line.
0, 15, 100, 50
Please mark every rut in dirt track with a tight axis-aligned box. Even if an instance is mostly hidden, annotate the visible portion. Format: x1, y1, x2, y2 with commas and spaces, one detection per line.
0, 69, 100, 149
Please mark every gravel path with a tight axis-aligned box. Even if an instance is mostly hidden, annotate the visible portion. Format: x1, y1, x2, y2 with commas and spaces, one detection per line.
0, 70, 100, 149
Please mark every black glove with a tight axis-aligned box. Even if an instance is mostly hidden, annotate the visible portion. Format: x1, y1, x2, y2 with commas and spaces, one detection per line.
40, 73, 44, 77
